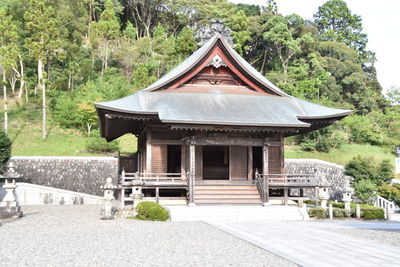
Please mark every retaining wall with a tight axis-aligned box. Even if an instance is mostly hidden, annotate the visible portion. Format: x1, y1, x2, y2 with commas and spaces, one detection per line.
285, 159, 352, 201
10, 156, 118, 197
8, 156, 350, 201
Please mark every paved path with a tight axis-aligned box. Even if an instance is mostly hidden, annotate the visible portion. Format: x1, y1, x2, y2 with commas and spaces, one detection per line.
207, 220, 400, 267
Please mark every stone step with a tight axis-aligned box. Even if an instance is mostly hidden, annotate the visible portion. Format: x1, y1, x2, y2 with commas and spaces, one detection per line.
195, 194, 261, 199
195, 191, 259, 195
195, 185, 257, 190
167, 206, 307, 221
194, 198, 262, 204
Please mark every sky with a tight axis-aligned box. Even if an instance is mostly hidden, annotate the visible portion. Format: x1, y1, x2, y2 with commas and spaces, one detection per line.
229, 0, 400, 92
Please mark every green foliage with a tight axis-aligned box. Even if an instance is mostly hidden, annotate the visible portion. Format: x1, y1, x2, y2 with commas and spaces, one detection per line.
378, 183, 400, 206
352, 179, 377, 204
332, 208, 349, 218
298, 125, 345, 152
345, 156, 393, 184
136, 201, 169, 221
308, 207, 326, 219
313, 0, 370, 62
362, 208, 384, 220
175, 27, 198, 58
0, 131, 12, 170
85, 130, 119, 153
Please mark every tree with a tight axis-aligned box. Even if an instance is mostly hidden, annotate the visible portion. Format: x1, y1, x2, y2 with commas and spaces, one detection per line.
24, 0, 63, 139
0, 9, 19, 134
353, 179, 377, 204
263, 15, 314, 80
175, 27, 197, 58
313, 0, 371, 62
91, 0, 120, 78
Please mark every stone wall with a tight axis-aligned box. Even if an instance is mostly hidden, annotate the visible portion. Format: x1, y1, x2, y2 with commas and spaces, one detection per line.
285, 159, 352, 201
8, 156, 351, 201
10, 156, 118, 196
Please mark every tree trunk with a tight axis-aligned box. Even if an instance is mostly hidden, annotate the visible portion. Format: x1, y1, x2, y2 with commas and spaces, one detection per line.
3, 70, 8, 134
38, 59, 46, 139
9, 75, 16, 94
68, 73, 71, 90
17, 57, 25, 99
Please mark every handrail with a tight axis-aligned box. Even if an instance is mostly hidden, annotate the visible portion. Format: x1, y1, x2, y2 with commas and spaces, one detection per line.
255, 171, 265, 203
375, 195, 399, 210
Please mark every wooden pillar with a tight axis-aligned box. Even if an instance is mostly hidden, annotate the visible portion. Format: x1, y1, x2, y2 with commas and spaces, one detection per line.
247, 146, 253, 181
283, 187, 288, 205
188, 141, 195, 206
145, 130, 152, 173
263, 142, 270, 205
181, 144, 187, 180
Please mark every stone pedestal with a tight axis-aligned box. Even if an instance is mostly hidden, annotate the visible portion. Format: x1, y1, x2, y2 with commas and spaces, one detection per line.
100, 177, 117, 220
0, 162, 23, 219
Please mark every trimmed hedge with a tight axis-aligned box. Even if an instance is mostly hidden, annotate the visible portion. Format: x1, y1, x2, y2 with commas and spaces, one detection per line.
362, 208, 385, 220
308, 208, 326, 219
136, 201, 169, 221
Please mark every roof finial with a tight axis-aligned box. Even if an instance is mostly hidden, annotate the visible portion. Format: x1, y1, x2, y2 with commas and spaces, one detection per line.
196, 19, 234, 47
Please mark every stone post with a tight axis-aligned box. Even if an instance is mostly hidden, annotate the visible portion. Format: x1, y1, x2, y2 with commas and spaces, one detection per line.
386, 205, 391, 221
356, 203, 361, 219
100, 177, 117, 220
328, 203, 333, 220
0, 162, 23, 219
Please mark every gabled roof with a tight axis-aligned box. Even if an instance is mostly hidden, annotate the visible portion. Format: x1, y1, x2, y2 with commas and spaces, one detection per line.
95, 34, 352, 141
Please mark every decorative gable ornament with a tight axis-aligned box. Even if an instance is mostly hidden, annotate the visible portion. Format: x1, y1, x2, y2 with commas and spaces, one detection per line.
196, 19, 234, 47
206, 54, 227, 68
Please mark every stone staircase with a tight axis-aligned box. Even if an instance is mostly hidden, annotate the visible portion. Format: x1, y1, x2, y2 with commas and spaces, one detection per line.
194, 183, 262, 205
167, 205, 308, 221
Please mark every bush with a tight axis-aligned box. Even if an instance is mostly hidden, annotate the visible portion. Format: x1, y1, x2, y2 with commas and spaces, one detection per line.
345, 156, 393, 184
85, 130, 119, 153
353, 179, 377, 205
297, 125, 345, 153
332, 208, 351, 217
0, 131, 12, 171
328, 202, 344, 208
378, 183, 400, 206
362, 208, 384, 220
136, 201, 169, 221
308, 207, 326, 219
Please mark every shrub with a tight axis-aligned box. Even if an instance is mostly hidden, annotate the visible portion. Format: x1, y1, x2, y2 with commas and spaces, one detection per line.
85, 130, 119, 153
332, 208, 351, 217
0, 131, 12, 172
346, 156, 394, 185
308, 207, 326, 219
378, 183, 400, 206
362, 208, 384, 220
136, 201, 169, 221
353, 179, 377, 205
328, 202, 344, 208
298, 125, 345, 152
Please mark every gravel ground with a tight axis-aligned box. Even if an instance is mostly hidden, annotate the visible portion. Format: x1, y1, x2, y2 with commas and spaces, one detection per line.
329, 228, 400, 247
0, 205, 296, 267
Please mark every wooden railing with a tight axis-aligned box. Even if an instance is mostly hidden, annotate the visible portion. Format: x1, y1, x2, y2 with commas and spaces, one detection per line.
119, 171, 187, 207
255, 171, 317, 204
122, 172, 184, 183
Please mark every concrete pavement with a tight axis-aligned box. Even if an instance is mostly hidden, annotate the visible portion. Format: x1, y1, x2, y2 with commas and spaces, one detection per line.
207, 220, 400, 267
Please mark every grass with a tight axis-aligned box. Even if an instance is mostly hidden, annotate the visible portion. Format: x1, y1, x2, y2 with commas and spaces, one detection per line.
285, 143, 395, 165
3, 101, 137, 156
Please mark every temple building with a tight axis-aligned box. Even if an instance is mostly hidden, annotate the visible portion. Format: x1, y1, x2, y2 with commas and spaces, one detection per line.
95, 32, 351, 206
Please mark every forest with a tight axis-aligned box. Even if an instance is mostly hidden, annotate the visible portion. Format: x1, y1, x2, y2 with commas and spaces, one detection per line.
0, 0, 398, 163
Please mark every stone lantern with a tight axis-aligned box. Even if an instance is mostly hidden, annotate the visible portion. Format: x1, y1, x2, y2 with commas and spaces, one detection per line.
342, 182, 353, 211
100, 177, 118, 220
318, 175, 330, 209
129, 176, 144, 215
0, 162, 23, 219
